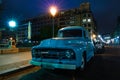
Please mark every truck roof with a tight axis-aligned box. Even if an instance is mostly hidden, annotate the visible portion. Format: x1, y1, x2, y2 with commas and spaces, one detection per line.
59, 26, 87, 31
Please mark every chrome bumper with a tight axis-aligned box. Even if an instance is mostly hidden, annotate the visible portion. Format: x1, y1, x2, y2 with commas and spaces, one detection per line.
30, 60, 76, 70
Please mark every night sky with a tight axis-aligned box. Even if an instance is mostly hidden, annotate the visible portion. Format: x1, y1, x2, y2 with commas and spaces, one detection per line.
2, 0, 120, 34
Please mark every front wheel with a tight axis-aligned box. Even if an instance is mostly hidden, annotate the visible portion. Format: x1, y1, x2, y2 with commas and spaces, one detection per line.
80, 54, 86, 71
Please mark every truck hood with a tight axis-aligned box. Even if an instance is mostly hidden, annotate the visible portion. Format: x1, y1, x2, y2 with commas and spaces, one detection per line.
34, 37, 85, 49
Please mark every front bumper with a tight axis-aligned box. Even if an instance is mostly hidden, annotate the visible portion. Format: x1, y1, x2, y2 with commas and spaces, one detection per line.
30, 60, 76, 70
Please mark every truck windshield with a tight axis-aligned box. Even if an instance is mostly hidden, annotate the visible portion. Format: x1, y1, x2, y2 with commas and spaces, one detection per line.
58, 29, 82, 37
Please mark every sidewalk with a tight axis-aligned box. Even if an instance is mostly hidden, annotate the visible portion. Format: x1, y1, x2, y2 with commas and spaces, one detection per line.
0, 51, 32, 75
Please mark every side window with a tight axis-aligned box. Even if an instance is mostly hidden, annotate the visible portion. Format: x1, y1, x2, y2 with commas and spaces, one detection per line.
83, 30, 90, 39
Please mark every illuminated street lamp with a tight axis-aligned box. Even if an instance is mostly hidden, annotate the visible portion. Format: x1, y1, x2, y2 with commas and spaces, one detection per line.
92, 34, 96, 39
8, 20, 18, 43
8, 20, 32, 44
49, 6, 57, 37
8, 20, 16, 28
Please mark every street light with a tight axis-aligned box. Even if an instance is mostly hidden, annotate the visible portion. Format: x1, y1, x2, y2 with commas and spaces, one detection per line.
8, 20, 18, 43
8, 20, 16, 28
8, 20, 32, 43
49, 6, 57, 37
92, 34, 96, 39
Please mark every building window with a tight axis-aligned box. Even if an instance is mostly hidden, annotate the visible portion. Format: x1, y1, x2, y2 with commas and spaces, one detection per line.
88, 24, 91, 27
83, 24, 86, 27
83, 14, 86, 17
61, 11, 64, 14
70, 21, 74, 24
88, 18, 91, 22
88, 14, 91, 17
70, 17, 75, 20
82, 19, 87, 23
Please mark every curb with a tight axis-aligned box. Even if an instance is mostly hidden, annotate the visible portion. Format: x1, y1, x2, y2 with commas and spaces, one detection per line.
0, 64, 33, 76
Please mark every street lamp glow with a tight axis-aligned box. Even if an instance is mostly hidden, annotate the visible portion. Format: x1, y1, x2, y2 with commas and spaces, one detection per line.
8, 20, 16, 28
49, 5, 57, 37
98, 35, 101, 38
10, 37, 13, 40
117, 36, 119, 39
50, 6, 57, 17
92, 34, 96, 38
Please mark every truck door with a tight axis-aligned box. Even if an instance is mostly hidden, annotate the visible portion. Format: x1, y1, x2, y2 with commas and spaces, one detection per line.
83, 31, 93, 59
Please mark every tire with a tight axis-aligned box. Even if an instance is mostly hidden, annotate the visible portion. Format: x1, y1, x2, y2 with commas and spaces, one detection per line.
80, 54, 86, 71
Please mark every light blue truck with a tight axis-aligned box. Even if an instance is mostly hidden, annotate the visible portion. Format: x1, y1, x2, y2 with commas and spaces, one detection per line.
30, 26, 95, 71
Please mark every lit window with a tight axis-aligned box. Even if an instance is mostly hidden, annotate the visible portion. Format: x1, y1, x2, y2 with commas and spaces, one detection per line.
70, 21, 74, 24
83, 24, 86, 27
70, 17, 74, 19
61, 11, 64, 14
82, 19, 86, 22
88, 18, 91, 22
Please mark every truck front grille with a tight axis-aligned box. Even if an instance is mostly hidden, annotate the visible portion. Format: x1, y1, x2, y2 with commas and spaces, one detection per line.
32, 48, 75, 60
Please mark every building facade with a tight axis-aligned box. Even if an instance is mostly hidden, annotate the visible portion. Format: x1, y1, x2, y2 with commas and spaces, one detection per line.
58, 2, 97, 36
112, 16, 120, 44
0, 0, 2, 39
17, 2, 97, 42
113, 16, 120, 37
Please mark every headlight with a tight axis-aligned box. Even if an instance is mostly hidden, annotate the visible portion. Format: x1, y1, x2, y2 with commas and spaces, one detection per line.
32, 49, 37, 57
32, 49, 41, 58
32, 49, 35, 53
65, 50, 74, 59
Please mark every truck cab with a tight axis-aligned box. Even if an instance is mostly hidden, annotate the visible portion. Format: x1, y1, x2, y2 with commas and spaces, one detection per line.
30, 26, 94, 71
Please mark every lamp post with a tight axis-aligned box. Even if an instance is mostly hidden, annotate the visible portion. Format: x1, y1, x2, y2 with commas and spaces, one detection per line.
50, 6, 57, 37
8, 20, 18, 42
8, 20, 32, 43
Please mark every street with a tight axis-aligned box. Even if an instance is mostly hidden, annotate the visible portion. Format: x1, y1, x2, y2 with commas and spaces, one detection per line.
19, 46, 120, 80
0, 46, 120, 80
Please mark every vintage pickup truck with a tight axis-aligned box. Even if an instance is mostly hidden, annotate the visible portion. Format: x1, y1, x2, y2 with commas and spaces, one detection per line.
30, 26, 95, 71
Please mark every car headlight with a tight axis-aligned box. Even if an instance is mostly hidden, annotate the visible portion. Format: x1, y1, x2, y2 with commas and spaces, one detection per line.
32, 49, 35, 53
32, 49, 40, 58
65, 50, 74, 59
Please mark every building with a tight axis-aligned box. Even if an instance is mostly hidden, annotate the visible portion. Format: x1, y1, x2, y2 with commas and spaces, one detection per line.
17, 21, 32, 43
113, 16, 120, 37
112, 16, 120, 44
0, 0, 3, 39
0, 0, 6, 40
17, 2, 97, 42
0, 0, 2, 21
0, 0, 3, 28
58, 2, 97, 33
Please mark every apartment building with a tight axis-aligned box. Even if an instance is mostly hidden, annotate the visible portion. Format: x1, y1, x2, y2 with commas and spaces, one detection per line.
17, 2, 97, 42
112, 16, 120, 44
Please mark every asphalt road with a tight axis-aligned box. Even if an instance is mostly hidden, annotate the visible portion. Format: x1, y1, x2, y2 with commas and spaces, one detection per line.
20, 46, 120, 80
